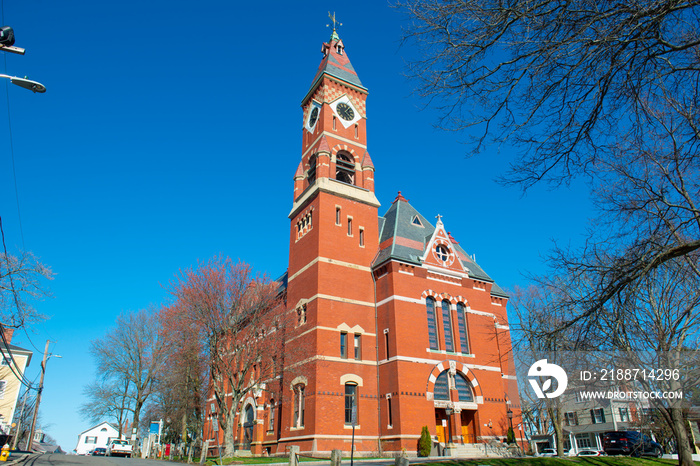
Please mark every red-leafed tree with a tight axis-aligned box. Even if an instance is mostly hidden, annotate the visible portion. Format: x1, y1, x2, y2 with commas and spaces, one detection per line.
167, 256, 285, 458
157, 302, 208, 454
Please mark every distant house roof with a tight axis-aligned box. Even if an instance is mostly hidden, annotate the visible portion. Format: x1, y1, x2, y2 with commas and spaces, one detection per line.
1, 343, 33, 366
76, 421, 119, 438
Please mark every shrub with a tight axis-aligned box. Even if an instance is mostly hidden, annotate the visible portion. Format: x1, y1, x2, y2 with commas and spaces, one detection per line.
506, 426, 515, 444
418, 426, 431, 457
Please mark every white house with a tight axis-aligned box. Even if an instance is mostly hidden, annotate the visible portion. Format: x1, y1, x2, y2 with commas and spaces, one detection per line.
74, 422, 120, 455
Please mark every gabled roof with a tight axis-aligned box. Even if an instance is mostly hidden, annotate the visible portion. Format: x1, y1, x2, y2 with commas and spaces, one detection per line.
376, 193, 508, 297
2, 342, 33, 365
77, 421, 119, 437
305, 36, 366, 101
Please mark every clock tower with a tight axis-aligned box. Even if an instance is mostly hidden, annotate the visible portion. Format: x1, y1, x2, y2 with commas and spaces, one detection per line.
283, 23, 381, 452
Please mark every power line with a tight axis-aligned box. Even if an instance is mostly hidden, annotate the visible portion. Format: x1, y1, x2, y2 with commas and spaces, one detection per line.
0, 218, 36, 390
0, 324, 35, 390
1, 0, 26, 249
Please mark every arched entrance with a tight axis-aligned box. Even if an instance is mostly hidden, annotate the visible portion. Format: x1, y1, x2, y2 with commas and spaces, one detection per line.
430, 366, 480, 445
242, 405, 255, 450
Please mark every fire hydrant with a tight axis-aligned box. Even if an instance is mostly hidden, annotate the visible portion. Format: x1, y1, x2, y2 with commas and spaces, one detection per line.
1, 443, 10, 461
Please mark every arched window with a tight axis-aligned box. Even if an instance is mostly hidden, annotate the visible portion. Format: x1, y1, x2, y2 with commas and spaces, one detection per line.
243, 405, 255, 449
426, 297, 439, 350
308, 155, 317, 185
293, 384, 305, 428
434, 371, 474, 402
456, 303, 469, 353
344, 383, 358, 425
455, 373, 474, 402
336, 152, 355, 184
268, 399, 275, 431
434, 371, 450, 400
441, 300, 454, 352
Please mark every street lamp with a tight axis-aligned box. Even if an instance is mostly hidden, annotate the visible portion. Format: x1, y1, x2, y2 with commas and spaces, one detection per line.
27, 341, 60, 450
0, 26, 45, 92
0, 74, 46, 93
507, 408, 514, 444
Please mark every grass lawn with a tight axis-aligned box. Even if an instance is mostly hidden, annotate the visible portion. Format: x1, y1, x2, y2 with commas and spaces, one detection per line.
203, 456, 323, 465
414, 458, 699, 465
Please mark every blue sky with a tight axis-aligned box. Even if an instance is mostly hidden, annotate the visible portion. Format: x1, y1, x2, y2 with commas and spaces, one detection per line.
0, 0, 592, 452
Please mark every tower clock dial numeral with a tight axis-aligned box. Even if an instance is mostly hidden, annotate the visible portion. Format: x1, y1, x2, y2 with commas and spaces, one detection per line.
336, 102, 355, 121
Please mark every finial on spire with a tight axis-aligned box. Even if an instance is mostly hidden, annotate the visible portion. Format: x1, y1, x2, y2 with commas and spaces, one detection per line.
436, 214, 444, 225
327, 11, 342, 41
393, 191, 409, 203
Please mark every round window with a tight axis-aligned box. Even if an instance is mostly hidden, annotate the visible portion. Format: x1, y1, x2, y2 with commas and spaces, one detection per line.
435, 245, 450, 261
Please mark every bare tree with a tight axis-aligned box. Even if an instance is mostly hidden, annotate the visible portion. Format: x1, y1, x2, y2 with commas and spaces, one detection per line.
79, 378, 133, 435
397, 0, 700, 185
600, 259, 700, 466
0, 250, 53, 327
512, 283, 587, 457
167, 257, 283, 458
88, 309, 170, 445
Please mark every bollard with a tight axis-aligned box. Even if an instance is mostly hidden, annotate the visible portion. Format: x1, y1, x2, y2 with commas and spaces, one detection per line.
289, 446, 300, 466
394, 451, 409, 466
331, 449, 342, 466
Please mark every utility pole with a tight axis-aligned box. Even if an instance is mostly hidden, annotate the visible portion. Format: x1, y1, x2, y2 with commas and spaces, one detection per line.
27, 340, 49, 451
11, 390, 29, 449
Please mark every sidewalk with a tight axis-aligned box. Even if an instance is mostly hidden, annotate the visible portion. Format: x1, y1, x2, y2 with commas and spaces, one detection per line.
4, 452, 39, 465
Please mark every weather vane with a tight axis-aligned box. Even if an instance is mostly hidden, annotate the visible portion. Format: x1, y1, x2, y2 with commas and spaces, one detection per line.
327, 11, 342, 32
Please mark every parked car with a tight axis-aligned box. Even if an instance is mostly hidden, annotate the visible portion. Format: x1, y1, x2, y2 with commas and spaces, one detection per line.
577, 449, 605, 456
106, 439, 133, 458
539, 448, 557, 457
91, 448, 107, 456
603, 431, 663, 457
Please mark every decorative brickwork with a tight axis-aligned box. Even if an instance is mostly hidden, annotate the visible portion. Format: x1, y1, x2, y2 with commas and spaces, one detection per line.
204, 31, 521, 458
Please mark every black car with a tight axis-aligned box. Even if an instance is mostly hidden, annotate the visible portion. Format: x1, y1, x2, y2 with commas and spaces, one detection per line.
91, 447, 107, 456
603, 431, 663, 457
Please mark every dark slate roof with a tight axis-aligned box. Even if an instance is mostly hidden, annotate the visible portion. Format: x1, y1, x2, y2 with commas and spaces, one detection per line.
306, 37, 366, 98
275, 271, 288, 295
376, 195, 508, 297
376, 195, 432, 266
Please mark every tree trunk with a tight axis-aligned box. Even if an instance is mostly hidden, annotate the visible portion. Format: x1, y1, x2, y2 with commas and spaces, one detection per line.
669, 405, 694, 466
132, 399, 144, 454
549, 401, 565, 457
223, 404, 238, 457
181, 410, 189, 444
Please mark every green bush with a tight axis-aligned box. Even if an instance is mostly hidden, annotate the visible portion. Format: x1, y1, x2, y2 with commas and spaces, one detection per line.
418, 426, 432, 457
506, 426, 515, 444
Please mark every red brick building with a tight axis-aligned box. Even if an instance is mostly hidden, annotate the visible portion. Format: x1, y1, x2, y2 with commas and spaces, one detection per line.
206, 29, 521, 457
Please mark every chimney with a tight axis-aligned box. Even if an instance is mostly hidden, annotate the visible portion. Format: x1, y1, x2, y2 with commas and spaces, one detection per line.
2, 326, 13, 344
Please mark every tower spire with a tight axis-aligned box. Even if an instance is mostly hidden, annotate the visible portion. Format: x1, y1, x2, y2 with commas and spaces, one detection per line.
327, 11, 342, 41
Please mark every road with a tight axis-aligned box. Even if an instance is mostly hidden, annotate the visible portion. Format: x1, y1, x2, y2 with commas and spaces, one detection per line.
22, 454, 184, 466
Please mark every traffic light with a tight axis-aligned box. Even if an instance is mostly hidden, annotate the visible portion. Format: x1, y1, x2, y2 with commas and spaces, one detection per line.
0, 26, 15, 47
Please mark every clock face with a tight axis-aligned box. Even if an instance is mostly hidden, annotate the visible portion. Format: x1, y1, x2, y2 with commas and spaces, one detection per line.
336, 102, 355, 121
309, 107, 319, 127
